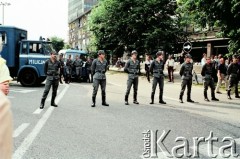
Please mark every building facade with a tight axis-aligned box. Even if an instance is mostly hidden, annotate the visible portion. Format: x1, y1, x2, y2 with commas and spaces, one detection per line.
68, 0, 98, 51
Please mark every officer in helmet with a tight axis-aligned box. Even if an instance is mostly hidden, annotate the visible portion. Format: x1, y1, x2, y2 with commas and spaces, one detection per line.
227, 54, 240, 99
91, 50, 109, 107
149, 51, 166, 104
179, 54, 195, 103
124, 50, 140, 105
201, 56, 219, 101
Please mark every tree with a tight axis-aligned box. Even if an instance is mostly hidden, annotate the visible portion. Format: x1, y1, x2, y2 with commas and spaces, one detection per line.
89, 0, 185, 56
50, 36, 65, 53
178, 0, 240, 55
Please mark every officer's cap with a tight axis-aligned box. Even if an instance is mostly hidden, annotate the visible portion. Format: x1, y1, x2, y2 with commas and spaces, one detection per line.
156, 51, 163, 57
185, 54, 192, 58
50, 50, 58, 55
98, 50, 105, 55
131, 50, 138, 55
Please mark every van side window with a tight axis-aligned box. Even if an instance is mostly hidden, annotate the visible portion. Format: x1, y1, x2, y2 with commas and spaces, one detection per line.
29, 42, 42, 54
21, 42, 27, 54
0, 32, 7, 52
0, 32, 7, 45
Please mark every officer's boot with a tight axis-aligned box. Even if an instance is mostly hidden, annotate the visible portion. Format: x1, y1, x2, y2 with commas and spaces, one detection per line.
59, 77, 63, 84
235, 88, 240, 98
211, 92, 219, 101
133, 93, 139, 104
40, 98, 45, 109
125, 95, 129, 105
179, 94, 183, 103
150, 93, 154, 104
204, 91, 210, 102
102, 96, 109, 106
51, 96, 58, 107
159, 92, 166, 104
187, 92, 194, 103
91, 97, 96, 107
227, 89, 232, 99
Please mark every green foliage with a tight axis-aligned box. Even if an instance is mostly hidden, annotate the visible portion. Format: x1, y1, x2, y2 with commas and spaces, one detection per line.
50, 36, 65, 53
64, 44, 71, 49
89, 0, 185, 56
178, 0, 240, 54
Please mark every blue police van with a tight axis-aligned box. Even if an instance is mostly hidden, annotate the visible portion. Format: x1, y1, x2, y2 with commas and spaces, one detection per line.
59, 49, 88, 82
0, 26, 54, 86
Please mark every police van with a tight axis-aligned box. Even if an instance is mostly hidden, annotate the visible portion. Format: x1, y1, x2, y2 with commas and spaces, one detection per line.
58, 49, 88, 82
0, 26, 54, 86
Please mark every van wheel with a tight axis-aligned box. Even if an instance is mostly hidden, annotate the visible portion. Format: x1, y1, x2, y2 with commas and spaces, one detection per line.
19, 70, 37, 87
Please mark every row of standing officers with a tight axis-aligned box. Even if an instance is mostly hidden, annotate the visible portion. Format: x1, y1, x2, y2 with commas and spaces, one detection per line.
39, 50, 240, 109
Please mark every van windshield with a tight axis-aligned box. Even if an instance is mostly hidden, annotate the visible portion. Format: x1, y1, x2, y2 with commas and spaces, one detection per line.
42, 42, 54, 55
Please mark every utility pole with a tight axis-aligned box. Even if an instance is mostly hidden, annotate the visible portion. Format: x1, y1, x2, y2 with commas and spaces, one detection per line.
0, 2, 11, 25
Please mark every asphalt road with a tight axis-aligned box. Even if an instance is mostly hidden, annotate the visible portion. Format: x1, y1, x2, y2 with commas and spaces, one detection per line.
8, 72, 240, 159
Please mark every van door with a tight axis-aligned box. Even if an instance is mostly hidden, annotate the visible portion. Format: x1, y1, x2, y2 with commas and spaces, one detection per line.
27, 42, 49, 76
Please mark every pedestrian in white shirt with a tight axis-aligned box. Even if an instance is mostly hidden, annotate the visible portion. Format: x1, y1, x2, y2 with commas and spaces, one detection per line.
166, 55, 175, 82
201, 53, 207, 66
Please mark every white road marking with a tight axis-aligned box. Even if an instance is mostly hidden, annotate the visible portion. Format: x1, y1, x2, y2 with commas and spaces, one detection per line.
11, 89, 36, 94
7, 96, 15, 99
13, 85, 69, 159
107, 82, 122, 87
13, 123, 30, 138
32, 108, 43, 115
33, 89, 63, 114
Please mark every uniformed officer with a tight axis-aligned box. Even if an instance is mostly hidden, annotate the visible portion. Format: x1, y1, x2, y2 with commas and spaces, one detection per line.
227, 54, 240, 99
149, 51, 166, 104
73, 55, 83, 80
65, 54, 73, 84
59, 54, 65, 84
201, 57, 219, 101
40, 51, 60, 109
124, 50, 140, 105
179, 54, 194, 103
91, 50, 109, 107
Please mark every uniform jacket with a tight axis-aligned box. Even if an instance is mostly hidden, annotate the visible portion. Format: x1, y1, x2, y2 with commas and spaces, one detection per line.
91, 58, 108, 80
73, 59, 83, 67
227, 63, 240, 79
180, 62, 193, 80
124, 59, 140, 79
44, 59, 60, 80
201, 63, 216, 80
150, 59, 165, 78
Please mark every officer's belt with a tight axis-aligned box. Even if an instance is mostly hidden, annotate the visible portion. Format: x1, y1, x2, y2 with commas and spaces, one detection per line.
153, 71, 163, 74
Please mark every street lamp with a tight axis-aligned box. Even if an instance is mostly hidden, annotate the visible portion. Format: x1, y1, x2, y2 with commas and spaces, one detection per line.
0, 2, 11, 25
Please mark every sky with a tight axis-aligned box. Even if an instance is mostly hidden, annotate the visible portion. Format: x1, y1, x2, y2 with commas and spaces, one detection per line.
2, 0, 69, 42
